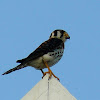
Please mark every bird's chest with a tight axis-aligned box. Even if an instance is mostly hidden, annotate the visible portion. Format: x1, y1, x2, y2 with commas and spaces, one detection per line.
50, 49, 64, 60
43, 48, 64, 67
29, 48, 64, 69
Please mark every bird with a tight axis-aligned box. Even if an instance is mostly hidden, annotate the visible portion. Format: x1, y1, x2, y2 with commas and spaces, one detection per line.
2, 29, 70, 80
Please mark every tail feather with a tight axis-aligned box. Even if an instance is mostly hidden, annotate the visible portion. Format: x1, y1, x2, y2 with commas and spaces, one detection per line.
2, 64, 26, 75
16, 58, 26, 63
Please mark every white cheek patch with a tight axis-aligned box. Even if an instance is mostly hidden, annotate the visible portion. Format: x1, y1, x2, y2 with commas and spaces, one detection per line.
50, 32, 54, 38
57, 31, 61, 38
52, 32, 55, 37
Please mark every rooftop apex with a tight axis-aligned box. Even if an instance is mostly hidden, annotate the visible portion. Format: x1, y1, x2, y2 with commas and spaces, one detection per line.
21, 74, 77, 100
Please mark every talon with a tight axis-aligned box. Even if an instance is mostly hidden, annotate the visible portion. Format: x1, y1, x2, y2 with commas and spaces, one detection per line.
42, 72, 48, 79
52, 72, 60, 81
42, 69, 59, 81
41, 59, 60, 81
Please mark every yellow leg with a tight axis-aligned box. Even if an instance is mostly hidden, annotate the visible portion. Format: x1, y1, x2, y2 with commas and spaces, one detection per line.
42, 60, 59, 81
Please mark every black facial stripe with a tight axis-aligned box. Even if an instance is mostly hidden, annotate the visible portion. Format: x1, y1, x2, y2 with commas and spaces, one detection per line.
60, 30, 65, 38
60, 33, 63, 38
54, 30, 57, 36
50, 33, 52, 38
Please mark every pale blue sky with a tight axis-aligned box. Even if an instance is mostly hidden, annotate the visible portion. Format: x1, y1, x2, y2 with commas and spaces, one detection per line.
0, 0, 100, 100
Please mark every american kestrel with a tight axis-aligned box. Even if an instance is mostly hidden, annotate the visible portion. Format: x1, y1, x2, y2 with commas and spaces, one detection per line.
2, 29, 70, 80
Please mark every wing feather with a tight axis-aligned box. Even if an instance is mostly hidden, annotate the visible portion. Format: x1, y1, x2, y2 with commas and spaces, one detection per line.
17, 38, 64, 64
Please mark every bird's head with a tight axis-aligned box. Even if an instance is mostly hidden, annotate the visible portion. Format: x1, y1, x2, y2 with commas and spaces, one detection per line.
49, 29, 70, 42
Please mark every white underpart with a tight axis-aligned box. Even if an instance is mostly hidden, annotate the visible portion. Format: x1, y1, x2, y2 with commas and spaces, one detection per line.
28, 49, 64, 70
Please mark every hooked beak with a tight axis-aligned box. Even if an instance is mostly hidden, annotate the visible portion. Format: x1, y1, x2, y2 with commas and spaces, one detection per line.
65, 33, 70, 39
66, 36, 70, 39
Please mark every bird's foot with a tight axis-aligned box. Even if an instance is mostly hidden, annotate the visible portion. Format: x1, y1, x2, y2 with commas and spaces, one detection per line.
42, 70, 59, 81
42, 59, 60, 81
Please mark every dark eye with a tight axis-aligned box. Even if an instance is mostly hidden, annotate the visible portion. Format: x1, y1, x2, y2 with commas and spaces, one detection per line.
61, 30, 65, 33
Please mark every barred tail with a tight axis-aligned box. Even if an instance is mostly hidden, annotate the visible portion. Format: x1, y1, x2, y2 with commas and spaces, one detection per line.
2, 64, 26, 75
